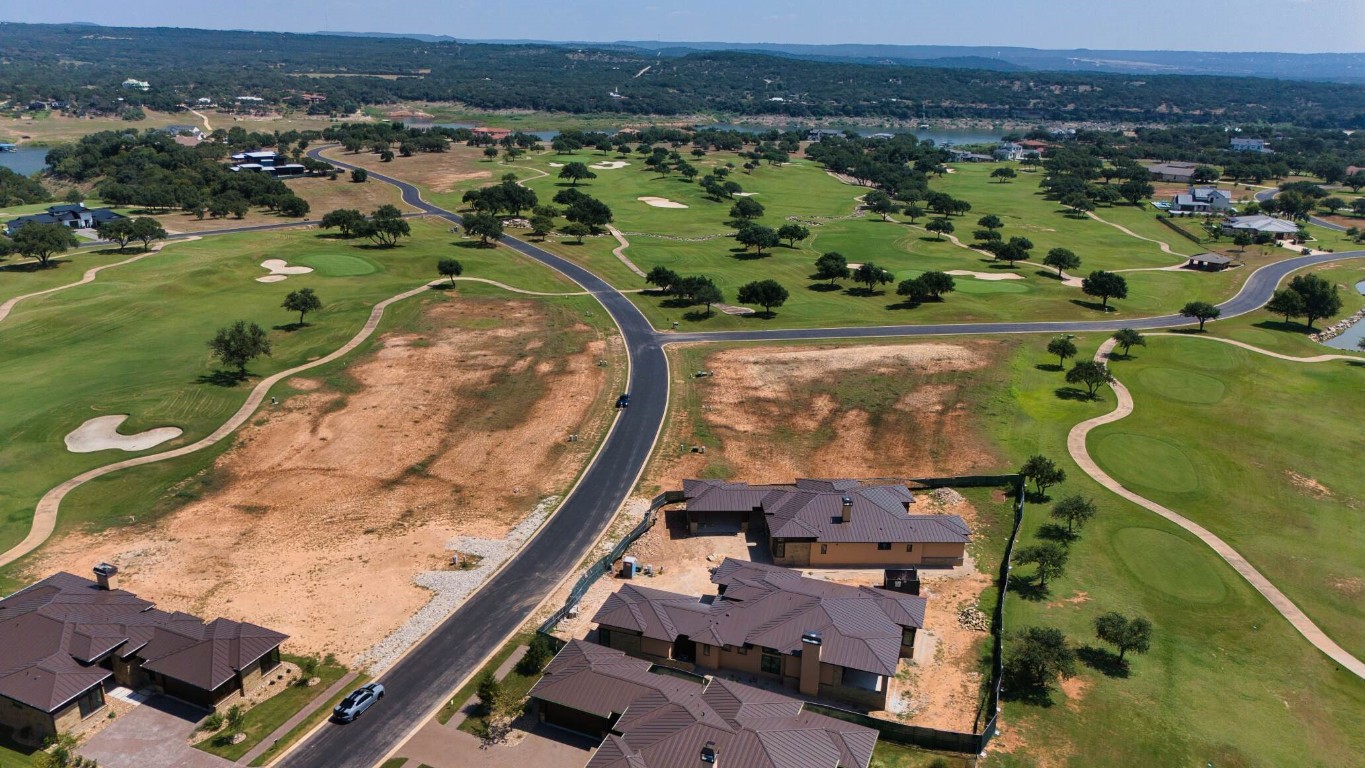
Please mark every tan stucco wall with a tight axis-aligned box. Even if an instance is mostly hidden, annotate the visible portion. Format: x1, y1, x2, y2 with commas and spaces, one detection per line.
803, 541, 965, 568
771, 540, 812, 567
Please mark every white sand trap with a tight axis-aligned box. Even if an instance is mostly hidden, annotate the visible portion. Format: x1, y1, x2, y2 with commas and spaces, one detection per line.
66, 415, 182, 453
732, 192, 759, 197
846, 262, 863, 270
590, 160, 631, 170
946, 270, 1024, 281
638, 197, 689, 209
257, 258, 313, 283
548, 162, 565, 167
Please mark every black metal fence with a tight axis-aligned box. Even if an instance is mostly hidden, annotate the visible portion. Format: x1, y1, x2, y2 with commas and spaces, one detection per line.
534, 478, 1028, 757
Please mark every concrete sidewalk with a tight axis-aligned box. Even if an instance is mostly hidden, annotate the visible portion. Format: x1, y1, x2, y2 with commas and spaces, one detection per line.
239, 671, 360, 765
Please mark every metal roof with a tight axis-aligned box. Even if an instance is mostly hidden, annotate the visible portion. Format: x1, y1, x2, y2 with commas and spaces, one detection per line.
532, 640, 878, 768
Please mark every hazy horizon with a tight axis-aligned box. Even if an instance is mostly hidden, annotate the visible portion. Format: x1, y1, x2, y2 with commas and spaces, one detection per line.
4, 0, 1364, 54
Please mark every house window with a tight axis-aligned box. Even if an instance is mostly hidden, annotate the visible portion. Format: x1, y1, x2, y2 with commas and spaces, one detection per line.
820, 544, 828, 555
877, 542, 892, 551
773, 540, 786, 558
761, 653, 782, 675
76, 687, 105, 719
906, 543, 914, 552
702, 644, 710, 656
737, 645, 748, 655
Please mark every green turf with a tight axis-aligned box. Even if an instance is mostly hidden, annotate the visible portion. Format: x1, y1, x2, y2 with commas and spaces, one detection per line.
1132, 366, 1227, 403
1093, 433, 1202, 494
246, 671, 372, 767
298, 252, 379, 276
195, 655, 349, 761
1110, 527, 1230, 603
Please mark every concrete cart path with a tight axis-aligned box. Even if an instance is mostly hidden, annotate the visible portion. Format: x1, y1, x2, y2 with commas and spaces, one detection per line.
1147, 332, 1361, 362
1067, 338, 1365, 680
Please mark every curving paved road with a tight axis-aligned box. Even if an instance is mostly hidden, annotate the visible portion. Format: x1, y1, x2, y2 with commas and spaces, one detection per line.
1254, 186, 1348, 232
263, 148, 1364, 767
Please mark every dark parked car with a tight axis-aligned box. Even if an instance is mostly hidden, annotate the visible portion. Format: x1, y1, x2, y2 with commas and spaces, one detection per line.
332, 683, 385, 723
616, 393, 631, 408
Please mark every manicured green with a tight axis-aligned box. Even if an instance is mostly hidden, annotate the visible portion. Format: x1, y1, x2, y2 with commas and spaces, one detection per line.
436, 632, 534, 725
298, 252, 380, 276
196, 655, 349, 761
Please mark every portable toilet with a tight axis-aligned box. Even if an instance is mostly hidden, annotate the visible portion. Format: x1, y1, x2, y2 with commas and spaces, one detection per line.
620, 557, 638, 579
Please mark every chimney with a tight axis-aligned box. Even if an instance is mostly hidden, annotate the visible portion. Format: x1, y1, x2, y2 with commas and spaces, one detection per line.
799, 631, 822, 697
841, 496, 853, 524
93, 563, 120, 591
700, 740, 718, 764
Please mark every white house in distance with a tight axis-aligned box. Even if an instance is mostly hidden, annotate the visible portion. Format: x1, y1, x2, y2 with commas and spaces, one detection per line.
121, 79, 150, 91
1230, 137, 1272, 153
1170, 186, 1234, 214
1222, 214, 1298, 239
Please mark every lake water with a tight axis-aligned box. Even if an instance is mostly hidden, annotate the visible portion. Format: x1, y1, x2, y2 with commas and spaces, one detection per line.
1322, 279, 1365, 351
0, 147, 49, 176
404, 121, 1003, 147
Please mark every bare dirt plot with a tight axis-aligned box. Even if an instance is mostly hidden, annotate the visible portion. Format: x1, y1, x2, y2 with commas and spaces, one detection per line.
322, 146, 494, 194
150, 175, 416, 234
28, 296, 618, 664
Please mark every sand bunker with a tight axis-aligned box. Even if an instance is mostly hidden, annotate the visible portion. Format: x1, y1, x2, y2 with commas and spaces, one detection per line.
257, 259, 314, 283
638, 197, 689, 209
590, 161, 630, 170
732, 192, 759, 197
65, 415, 182, 453
548, 162, 565, 167
946, 270, 1024, 281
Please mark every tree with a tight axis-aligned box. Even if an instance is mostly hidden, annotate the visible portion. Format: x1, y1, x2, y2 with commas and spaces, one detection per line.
1047, 337, 1078, 369
997, 237, 1032, 266
646, 265, 681, 294
1066, 360, 1116, 399
813, 252, 849, 286
693, 281, 724, 316
562, 222, 591, 243
464, 212, 504, 245
438, 257, 463, 286
516, 634, 556, 676
852, 262, 894, 293
1191, 165, 1221, 184
320, 208, 365, 238
564, 197, 614, 232
1111, 328, 1145, 357
356, 205, 411, 247
1346, 172, 1365, 194
1061, 193, 1096, 215
1094, 613, 1153, 661
130, 217, 167, 250
1043, 247, 1080, 278
1020, 454, 1066, 495
1081, 271, 1128, 309
1179, 301, 1221, 331
483, 147, 500, 161
729, 198, 765, 221
991, 166, 1018, 183
897, 276, 931, 304
207, 321, 272, 375
1005, 626, 1076, 695
865, 190, 899, 220
1265, 288, 1306, 324
97, 218, 137, 250
1050, 494, 1097, 533
282, 288, 323, 325
901, 203, 924, 223
977, 214, 1004, 231
1321, 196, 1346, 214
350, 168, 368, 183
558, 162, 596, 186
279, 195, 310, 218
925, 217, 954, 240
1287, 273, 1343, 331
1017, 543, 1069, 586
916, 271, 956, 300
11, 222, 79, 267
476, 673, 503, 717
777, 223, 810, 247
529, 214, 555, 240
736, 279, 789, 317
1117, 180, 1154, 206
1353, 198, 1365, 217
1232, 231, 1254, 252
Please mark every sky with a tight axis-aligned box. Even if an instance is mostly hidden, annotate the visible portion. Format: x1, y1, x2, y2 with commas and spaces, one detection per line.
3, 0, 1363, 53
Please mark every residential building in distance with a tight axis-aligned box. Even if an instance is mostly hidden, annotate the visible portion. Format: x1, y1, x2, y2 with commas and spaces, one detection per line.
682, 478, 970, 568
1222, 214, 1299, 239
228, 150, 307, 178
1144, 161, 1199, 183
0, 567, 287, 742
1186, 253, 1236, 271
1170, 186, 1234, 214
4, 204, 124, 236
161, 124, 203, 139
1229, 137, 1271, 153
530, 639, 879, 768
993, 142, 1025, 161
121, 78, 150, 91
593, 558, 927, 709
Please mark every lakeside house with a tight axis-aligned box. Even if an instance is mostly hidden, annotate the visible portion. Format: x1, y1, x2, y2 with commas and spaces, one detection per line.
0, 566, 286, 742
228, 150, 306, 178
681, 478, 970, 568
592, 558, 927, 710
5, 204, 124, 236
529, 639, 879, 768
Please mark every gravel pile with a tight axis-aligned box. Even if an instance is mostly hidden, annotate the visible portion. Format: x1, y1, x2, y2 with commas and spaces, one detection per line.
355, 496, 559, 674
958, 605, 990, 632
929, 487, 966, 506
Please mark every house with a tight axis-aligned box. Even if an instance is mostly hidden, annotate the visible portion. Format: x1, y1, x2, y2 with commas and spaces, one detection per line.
471, 126, 512, 141
5, 204, 124, 236
993, 142, 1025, 161
1144, 162, 1198, 183
592, 558, 927, 709
1170, 186, 1234, 214
162, 125, 202, 139
1347, 165, 1363, 178
121, 79, 150, 91
1187, 253, 1235, 271
0, 143, 16, 152
807, 129, 842, 142
1222, 214, 1299, 239
1230, 137, 1271, 153
681, 478, 970, 568
195, 97, 214, 106
948, 149, 993, 163
235, 96, 265, 103
0, 567, 286, 742
530, 639, 879, 768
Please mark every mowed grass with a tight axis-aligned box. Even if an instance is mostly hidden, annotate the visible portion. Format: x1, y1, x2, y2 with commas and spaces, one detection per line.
984, 336, 1365, 767
0, 218, 580, 578
195, 655, 350, 761
1206, 261, 1365, 357
1088, 335, 1365, 658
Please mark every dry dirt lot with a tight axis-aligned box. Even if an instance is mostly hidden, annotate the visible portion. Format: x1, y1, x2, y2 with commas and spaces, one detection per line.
321, 145, 497, 195
149, 175, 418, 234
28, 296, 619, 664
0, 109, 356, 146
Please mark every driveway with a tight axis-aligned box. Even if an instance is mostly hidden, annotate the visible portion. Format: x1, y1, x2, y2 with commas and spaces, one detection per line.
81, 696, 232, 768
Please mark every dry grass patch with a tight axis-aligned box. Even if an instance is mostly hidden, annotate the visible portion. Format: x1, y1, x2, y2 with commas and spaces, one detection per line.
321, 145, 494, 194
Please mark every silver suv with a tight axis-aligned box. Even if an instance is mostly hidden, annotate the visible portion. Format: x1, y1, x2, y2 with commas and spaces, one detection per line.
332, 683, 385, 723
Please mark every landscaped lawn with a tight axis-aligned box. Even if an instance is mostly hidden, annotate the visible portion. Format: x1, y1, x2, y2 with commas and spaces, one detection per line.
1088, 334, 1365, 658
1208, 261, 1365, 357
247, 671, 372, 767
0, 218, 584, 590
195, 654, 349, 761
436, 632, 534, 725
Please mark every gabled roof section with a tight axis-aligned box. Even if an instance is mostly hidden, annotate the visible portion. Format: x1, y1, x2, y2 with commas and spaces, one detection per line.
534, 641, 877, 768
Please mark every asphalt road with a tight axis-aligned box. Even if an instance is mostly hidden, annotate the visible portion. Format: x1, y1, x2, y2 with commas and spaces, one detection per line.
276, 148, 1362, 768
1253, 186, 1348, 232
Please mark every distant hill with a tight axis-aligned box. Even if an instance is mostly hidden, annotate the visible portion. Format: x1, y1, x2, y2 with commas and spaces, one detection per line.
317, 30, 458, 43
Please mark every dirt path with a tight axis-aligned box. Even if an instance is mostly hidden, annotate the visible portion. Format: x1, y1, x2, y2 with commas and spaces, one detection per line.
1067, 338, 1365, 679
188, 109, 213, 133
0, 239, 197, 326
0, 278, 440, 569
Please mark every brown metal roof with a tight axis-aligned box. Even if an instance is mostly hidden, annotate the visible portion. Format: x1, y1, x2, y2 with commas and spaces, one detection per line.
532, 640, 877, 768
0, 572, 287, 712
683, 479, 969, 546
593, 560, 926, 678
